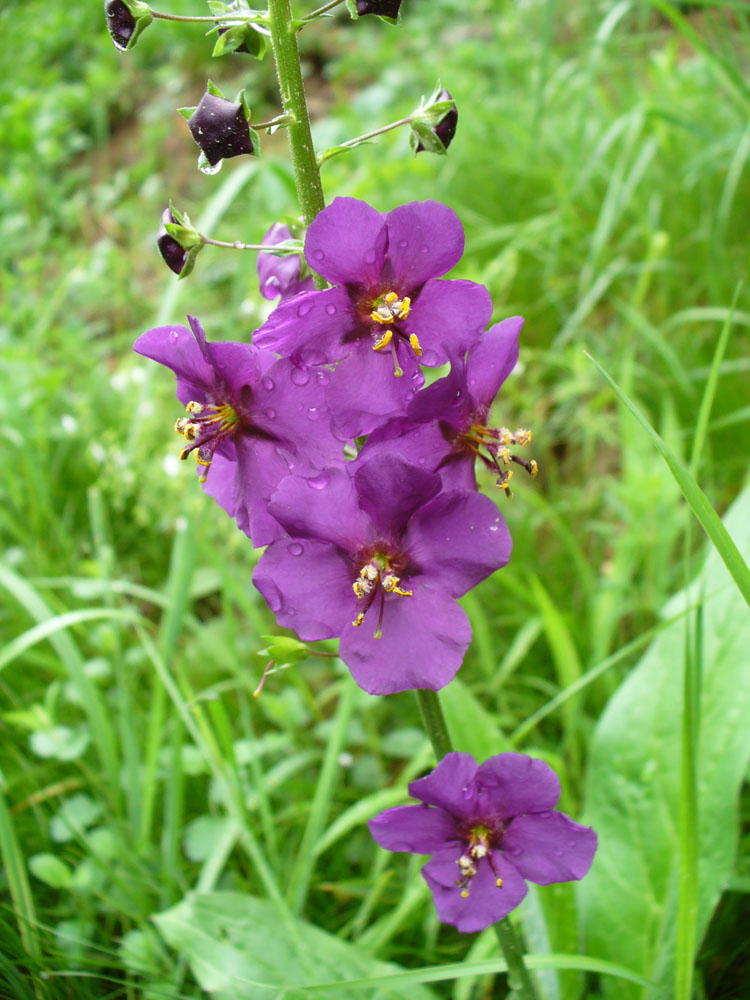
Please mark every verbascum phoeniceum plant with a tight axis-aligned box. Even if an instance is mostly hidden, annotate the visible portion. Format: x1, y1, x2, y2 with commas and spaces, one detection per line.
108, 0, 596, 994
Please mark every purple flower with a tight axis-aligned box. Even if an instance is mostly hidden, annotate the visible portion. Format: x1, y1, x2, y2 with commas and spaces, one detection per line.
133, 316, 342, 545
187, 91, 254, 166
361, 318, 536, 494
257, 223, 316, 303
253, 452, 511, 694
104, 0, 152, 51
254, 198, 492, 438
369, 752, 597, 933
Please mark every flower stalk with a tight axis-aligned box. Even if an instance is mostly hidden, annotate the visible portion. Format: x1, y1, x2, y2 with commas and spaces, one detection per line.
414, 689, 539, 1000
266, 0, 326, 241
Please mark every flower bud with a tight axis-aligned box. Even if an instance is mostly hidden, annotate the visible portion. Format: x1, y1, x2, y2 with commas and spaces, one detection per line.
185, 86, 257, 166
212, 0, 267, 58
104, 0, 152, 51
157, 206, 203, 278
410, 87, 458, 155
353, 0, 403, 17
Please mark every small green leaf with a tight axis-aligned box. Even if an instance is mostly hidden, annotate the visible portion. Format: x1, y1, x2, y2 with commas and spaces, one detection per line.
29, 853, 72, 889
30, 725, 90, 761
50, 794, 103, 843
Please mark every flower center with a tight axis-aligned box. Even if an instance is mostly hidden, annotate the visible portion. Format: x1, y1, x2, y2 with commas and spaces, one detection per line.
459, 424, 537, 498
455, 824, 504, 899
175, 400, 240, 483
368, 291, 421, 377
351, 552, 412, 638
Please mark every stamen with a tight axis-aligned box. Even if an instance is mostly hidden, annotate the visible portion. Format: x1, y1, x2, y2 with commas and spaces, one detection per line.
373, 329, 393, 351
497, 468, 514, 498
390, 340, 403, 378
408, 333, 422, 357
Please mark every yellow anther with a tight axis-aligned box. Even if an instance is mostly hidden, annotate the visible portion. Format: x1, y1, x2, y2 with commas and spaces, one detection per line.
353, 580, 365, 598
371, 309, 393, 324
398, 297, 411, 319
392, 586, 412, 597
461, 890, 469, 899
385, 292, 398, 304
175, 417, 189, 434
373, 329, 393, 351
186, 401, 204, 415
499, 447, 510, 465
498, 427, 511, 446
409, 332, 422, 357
514, 428, 531, 446
496, 877, 503, 888
179, 447, 190, 461
352, 612, 365, 628
198, 471, 208, 484
196, 454, 211, 467
529, 459, 538, 478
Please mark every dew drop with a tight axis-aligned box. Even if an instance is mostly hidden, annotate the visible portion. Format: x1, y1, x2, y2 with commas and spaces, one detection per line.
364, 249, 377, 265
312, 249, 325, 262
567, 840, 577, 848
297, 300, 314, 318
307, 471, 329, 490
418, 457, 426, 465
325, 303, 337, 315
306, 407, 320, 421
537, 811, 552, 819
509, 847, 522, 857
315, 370, 330, 387
419, 245, 430, 254
421, 349, 439, 366
265, 408, 276, 420
398, 239, 408, 249
287, 542, 304, 556
168, 330, 180, 342
262, 581, 282, 612
304, 348, 327, 366
261, 376, 275, 391
290, 366, 311, 386
199, 159, 223, 176
489, 525, 498, 532
553, 849, 563, 857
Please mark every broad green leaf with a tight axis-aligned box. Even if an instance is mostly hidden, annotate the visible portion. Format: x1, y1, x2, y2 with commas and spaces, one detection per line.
28, 853, 72, 889
581, 487, 750, 998
153, 891, 438, 999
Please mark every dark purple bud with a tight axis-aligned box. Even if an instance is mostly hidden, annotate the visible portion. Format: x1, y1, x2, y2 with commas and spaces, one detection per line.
157, 208, 188, 275
416, 89, 457, 153
104, 0, 152, 51
356, 0, 403, 15
214, 1, 263, 56
187, 92, 254, 166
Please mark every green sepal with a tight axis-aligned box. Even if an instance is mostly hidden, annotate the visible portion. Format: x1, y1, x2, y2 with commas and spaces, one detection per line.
260, 238, 304, 258
211, 23, 266, 59
283, 216, 307, 240
415, 99, 454, 127
127, 11, 153, 49
248, 125, 261, 157
344, 0, 359, 18
177, 106, 196, 120
206, 78, 226, 98
409, 120, 446, 155
177, 242, 204, 280
164, 223, 203, 251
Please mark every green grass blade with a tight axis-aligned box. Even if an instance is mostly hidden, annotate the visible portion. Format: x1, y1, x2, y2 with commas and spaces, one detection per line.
585, 353, 750, 608
0, 789, 40, 960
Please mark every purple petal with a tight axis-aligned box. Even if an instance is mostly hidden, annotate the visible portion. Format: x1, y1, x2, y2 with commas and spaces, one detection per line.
407, 356, 470, 426
405, 489, 512, 598
422, 846, 528, 933
233, 436, 291, 546
305, 198, 387, 287
404, 280, 491, 366
384, 202, 464, 290
407, 752, 479, 819
368, 805, 461, 854
361, 418, 477, 492
353, 453, 440, 541
133, 324, 215, 401
199, 447, 241, 524
339, 580, 471, 695
268, 467, 369, 552
253, 538, 354, 640
257, 223, 315, 302
204, 341, 262, 400
502, 812, 597, 885
474, 754, 561, 821
465, 317, 523, 408
253, 287, 355, 365
325, 344, 424, 439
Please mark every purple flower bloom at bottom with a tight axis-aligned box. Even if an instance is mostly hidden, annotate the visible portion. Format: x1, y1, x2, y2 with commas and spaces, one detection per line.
369, 752, 597, 933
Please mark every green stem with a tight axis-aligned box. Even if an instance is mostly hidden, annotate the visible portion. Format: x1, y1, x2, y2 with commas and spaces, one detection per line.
304, 0, 346, 20
203, 238, 302, 252
150, 9, 261, 22
414, 689, 538, 1000
318, 115, 413, 163
266, 0, 326, 227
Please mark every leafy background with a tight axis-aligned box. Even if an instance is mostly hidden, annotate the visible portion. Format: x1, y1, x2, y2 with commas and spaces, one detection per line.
1, 0, 748, 997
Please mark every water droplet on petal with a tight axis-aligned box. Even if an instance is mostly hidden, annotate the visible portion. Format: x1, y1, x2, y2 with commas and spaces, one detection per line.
364, 249, 377, 265
291, 366, 311, 386
418, 457, 426, 465
297, 300, 314, 318
421, 349, 438, 366
304, 348, 327, 366
398, 239, 408, 249
325, 303, 337, 315
307, 471, 329, 490
306, 407, 320, 421
265, 408, 276, 420
262, 582, 282, 612
316, 370, 330, 387
537, 811, 552, 819
262, 376, 275, 391
509, 847, 522, 857
199, 159, 223, 176
489, 525, 498, 532
553, 849, 563, 856
419, 245, 429, 254
567, 840, 577, 848
312, 249, 325, 262
287, 542, 304, 556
